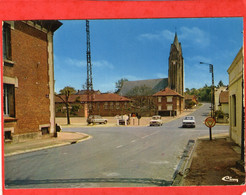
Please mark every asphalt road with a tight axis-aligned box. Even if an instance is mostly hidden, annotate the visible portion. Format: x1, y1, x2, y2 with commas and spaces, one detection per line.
4, 103, 228, 188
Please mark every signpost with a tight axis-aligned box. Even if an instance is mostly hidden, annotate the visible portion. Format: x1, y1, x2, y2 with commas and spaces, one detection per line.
205, 117, 216, 140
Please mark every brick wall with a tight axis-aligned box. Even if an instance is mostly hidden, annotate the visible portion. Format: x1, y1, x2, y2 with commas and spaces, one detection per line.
4, 21, 51, 135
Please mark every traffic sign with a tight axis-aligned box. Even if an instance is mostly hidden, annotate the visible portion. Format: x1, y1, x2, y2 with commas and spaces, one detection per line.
205, 117, 216, 128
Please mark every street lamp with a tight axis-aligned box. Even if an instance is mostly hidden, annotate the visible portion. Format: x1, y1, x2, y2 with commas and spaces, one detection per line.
200, 62, 215, 117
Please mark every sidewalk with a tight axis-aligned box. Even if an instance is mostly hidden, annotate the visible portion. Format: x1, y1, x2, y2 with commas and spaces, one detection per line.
4, 132, 91, 157
173, 134, 245, 186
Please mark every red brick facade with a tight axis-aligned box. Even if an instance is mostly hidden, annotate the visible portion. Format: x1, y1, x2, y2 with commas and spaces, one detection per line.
55, 93, 132, 117
3, 21, 62, 142
153, 87, 184, 116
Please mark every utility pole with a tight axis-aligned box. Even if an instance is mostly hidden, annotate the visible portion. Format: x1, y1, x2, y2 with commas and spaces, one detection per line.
86, 20, 93, 117
200, 62, 215, 117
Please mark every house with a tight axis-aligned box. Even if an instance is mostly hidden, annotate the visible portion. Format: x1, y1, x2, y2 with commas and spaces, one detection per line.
3, 20, 62, 143
55, 93, 132, 117
153, 87, 184, 116
227, 47, 243, 146
214, 86, 227, 111
184, 94, 198, 109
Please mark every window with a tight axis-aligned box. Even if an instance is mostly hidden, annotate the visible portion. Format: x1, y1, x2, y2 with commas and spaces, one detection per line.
124, 102, 128, 109
3, 84, 15, 117
158, 97, 162, 103
3, 23, 12, 61
232, 95, 236, 126
116, 102, 120, 110
167, 104, 173, 110
110, 102, 114, 109
104, 102, 108, 110
167, 96, 173, 102
158, 105, 162, 110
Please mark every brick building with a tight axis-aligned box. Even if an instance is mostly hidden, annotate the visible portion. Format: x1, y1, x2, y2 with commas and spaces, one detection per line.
55, 93, 132, 117
153, 87, 184, 116
3, 20, 62, 142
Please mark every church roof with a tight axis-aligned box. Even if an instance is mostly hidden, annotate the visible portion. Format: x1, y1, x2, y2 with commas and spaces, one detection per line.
153, 87, 183, 97
119, 78, 168, 96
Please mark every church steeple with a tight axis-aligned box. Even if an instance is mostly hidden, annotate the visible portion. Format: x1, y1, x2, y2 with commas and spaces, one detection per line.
173, 32, 181, 52
168, 32, 184, 96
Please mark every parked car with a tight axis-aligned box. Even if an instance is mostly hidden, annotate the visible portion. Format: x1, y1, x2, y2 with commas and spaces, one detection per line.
182, 116, 196, 128
149, 115, 163, 126
87, 115, 107, 125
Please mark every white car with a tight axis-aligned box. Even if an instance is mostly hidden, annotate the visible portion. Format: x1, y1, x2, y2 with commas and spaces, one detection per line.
87, 115, 107, 125
150, 115, 163, 126
182, 116, 196, 128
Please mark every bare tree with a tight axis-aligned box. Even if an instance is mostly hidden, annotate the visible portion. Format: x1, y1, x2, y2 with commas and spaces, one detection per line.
56, 86, 77, 125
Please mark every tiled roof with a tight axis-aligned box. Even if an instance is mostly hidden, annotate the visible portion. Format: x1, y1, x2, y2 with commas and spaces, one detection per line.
153, 87, 183, 97
219, 91, 229, 104
55, 93, 131, 103
119, 78, 168, 96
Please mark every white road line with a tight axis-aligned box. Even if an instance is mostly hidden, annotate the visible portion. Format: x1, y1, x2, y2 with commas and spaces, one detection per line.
116, 145, 123, 148
131, 140, 136, 143
141, 135, 150, 139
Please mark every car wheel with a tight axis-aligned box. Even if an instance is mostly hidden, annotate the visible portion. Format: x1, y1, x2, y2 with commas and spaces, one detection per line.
104, 121, 107, 124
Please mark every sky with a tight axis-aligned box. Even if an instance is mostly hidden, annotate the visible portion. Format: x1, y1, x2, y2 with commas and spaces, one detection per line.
53, 17, 243, 93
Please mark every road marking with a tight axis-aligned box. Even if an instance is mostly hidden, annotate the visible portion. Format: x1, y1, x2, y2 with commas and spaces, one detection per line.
131, 140, 136, 143
141, 135, 150, 139
116, 145, 123, 148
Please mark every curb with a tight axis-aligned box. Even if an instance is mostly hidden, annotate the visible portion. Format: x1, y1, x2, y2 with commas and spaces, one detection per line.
172, 139, 197, 186
4, 134, 92, 157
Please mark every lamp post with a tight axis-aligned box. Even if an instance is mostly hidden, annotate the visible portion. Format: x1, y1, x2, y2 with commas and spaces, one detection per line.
200, 62, 215, 118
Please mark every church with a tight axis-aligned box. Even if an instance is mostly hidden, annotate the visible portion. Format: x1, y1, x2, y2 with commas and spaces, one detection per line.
119, 32, 185, 116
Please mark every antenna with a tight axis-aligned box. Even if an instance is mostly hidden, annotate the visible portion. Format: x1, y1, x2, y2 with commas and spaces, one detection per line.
86, 20, 93, 117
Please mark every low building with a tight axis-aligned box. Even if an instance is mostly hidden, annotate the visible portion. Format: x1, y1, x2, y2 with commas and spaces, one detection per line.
214, 86, 227, 111
215, 90, 229, 123
227, 47, 243, 146
3, 20, 62, 142
55, 93, 132, 117
184, 94, 198, 109
153, 87, 184, 116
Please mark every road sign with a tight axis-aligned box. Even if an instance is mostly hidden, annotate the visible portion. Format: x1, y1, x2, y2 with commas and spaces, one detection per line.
205, 117, 216, 128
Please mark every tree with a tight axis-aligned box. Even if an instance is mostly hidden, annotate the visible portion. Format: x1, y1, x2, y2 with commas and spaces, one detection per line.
56, 86, 77, 125
115, 78, 128, 93
126, 85, 156, 116
217, 80, 224, 88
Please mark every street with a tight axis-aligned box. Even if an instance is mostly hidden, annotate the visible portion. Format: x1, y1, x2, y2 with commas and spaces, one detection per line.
4, 103, 228, 188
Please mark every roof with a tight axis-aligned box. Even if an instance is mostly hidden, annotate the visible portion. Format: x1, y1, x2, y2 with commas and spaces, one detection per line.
219, 91, 229, 104
153, 87, 183, 97
172, 32, 182, 52
185, 94, 197, 100
31, 20, 63, 32
119, 78, 168, 96
56, 93, 131, 103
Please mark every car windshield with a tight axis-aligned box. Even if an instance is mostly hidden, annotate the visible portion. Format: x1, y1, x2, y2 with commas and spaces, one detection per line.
152, 116, 160, 120
184, 116, 194, 120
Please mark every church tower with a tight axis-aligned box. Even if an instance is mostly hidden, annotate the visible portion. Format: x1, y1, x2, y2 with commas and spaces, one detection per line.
168, 32, 184, 96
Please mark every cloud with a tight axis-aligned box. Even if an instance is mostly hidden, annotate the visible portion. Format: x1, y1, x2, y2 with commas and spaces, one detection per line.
156, 73, 168, 78
138, 30, 174, 42
138, 26, 210, 48
93, 60, 114, 69
179, 26, 210, 47
57, 57, 114, 69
